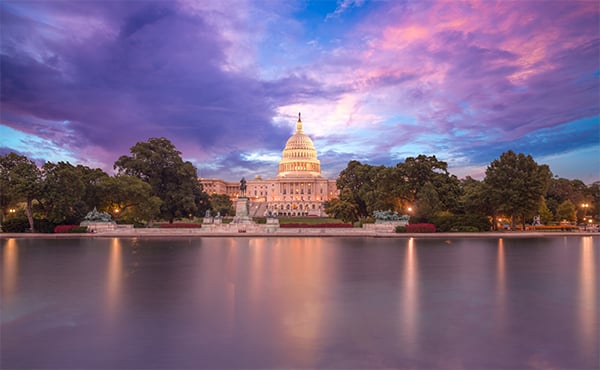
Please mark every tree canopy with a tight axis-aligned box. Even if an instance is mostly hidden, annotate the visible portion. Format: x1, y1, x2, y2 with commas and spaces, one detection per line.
485, 150, 552, 229
114, 137, 208, 222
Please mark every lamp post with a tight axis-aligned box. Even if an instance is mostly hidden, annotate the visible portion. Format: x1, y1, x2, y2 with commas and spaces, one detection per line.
581, 203, 589, 231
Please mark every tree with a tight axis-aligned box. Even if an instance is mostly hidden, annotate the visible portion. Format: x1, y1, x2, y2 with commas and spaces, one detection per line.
209, 194, 234, 216
114, 137, 208, 222
397, 155, 461, 213
557, 200, 577, 222
324, 189, 360, 223
538, 197, 553, 225
484, 150, 552, 230
0, 153, 42, 231
38, 161, 89, 224
100, 175, 162, 223
414, 182, 443, 221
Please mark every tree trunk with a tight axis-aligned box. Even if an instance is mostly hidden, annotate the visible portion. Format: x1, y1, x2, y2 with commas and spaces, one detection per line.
26, 198, 35, 232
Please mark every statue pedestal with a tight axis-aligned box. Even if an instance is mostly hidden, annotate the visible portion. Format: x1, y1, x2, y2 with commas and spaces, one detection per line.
203, 217, 214, 224
232, 197, 253, 225
80, 221, 116, 233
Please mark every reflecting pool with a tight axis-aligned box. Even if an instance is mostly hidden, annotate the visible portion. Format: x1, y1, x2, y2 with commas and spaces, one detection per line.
1, 236, 598, 369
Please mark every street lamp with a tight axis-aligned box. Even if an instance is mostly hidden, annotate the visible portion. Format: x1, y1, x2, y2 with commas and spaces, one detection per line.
581, 203, 590, 230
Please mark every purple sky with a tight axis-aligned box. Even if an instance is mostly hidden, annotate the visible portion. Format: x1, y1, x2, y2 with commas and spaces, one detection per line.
1, 0, 599, 183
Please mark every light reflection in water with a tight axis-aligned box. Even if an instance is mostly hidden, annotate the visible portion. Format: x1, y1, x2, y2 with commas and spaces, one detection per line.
579, 237, 597, 358
495, 238, 506, 326
2, 239, 18, 304
225, 238, 238, 337
105, 238, 123, 322
279, 238, 325, 367
401, 237, 418, 355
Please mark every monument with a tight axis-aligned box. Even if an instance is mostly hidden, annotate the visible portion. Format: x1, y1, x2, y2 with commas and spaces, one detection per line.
362, 210, 410, 232
232, 177, 253, 226
80, 207, 117, 232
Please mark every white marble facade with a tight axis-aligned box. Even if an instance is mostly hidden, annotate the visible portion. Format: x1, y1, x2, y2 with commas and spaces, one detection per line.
200, 114, 339, 217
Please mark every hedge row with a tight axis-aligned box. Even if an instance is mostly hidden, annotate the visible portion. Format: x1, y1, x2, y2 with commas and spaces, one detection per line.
54, 225, 79, 233
280, 223, 353, 228
157, 223, 202, 228
528, 225, 579, 231
396, 223, 436, 233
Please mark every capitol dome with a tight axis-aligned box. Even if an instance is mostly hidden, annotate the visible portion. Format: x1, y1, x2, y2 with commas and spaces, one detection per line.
277, 113, 321, 178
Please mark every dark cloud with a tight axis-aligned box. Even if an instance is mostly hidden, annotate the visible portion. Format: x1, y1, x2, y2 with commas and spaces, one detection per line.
0, 1, 302, 170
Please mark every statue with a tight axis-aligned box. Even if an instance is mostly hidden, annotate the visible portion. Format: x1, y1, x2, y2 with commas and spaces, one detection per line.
83, 207, 113, 222
373, 210, 409, 222
240, 177, 247, 197
205, 209, 211, 218
215, 211, 221, 219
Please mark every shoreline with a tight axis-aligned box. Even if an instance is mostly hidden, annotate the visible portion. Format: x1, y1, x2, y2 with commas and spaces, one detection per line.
1, 229, 598, 239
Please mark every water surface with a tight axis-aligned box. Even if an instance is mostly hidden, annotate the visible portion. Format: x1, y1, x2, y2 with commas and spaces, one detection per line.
1, 236, 598, 369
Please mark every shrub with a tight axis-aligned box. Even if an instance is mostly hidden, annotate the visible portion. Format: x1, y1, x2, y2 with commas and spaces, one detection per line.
431, 214, 490, 232
35, 219, 57, 233
406, 223, 436, 233
2, 217, 56, 233
453, 226, 479, 232
280, 223, 353, 228
395, 225, 407, 233
54, 225, 79, 233
530, 225, 578, 231
2, 216, 30, 232
357, 218, 376, 227
70, 226, 89, 233
158, 223, 202, 228
254, 217, 267, 224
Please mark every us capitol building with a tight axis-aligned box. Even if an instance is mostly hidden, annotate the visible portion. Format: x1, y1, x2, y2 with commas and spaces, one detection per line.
200, 113, 339, 217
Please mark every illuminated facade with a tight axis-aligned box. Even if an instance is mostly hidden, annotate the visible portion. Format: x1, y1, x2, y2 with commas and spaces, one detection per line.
200, 114, 338, 217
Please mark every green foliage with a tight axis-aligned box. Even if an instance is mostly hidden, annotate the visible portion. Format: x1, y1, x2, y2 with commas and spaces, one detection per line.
431, 214, 491, 232
398, 155, 461, 213
414, 182, 442, 220
1, 215, 55, 233
0, 153, 42, 231
557, 200, 577, 222
278, 217, 343, 224
209, 193, 234, 216
538, 197, 553, 224
100, 175, 162, 223
114, 137, 208, 222
39, 162, 89, 224
485, 150, 552, 229
70, 226, 89, 233
1, 215, 30, 232
333, 156, 461, 222
254, 217, 267, 224
324, 193, 360, 223
395, 225, 407, 233
459, 177, 493, 216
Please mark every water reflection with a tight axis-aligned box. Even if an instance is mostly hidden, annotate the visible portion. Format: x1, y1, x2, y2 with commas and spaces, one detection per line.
401, 237, 419, 355
2, 236, 598, 369
495, 238, 506, 325
278, 238, 327, 367
105, 238, 123, 323
579, 237, 597, 358
2, 239, 18, 304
